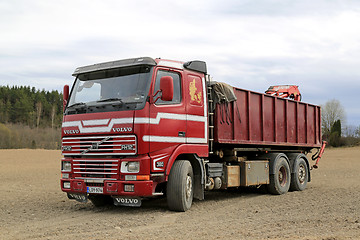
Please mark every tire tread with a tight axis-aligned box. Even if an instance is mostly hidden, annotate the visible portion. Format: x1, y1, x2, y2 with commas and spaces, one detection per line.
167, 160, 193, 212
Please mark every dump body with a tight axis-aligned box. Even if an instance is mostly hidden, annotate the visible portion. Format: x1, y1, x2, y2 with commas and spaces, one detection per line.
214, 86, 322, 150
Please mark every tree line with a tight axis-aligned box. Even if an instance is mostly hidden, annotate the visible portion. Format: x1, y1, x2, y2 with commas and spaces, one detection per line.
0, 86, 358, 149
322, 99, 360, 147
0, 85, 63, 128
0, 85, 63, 149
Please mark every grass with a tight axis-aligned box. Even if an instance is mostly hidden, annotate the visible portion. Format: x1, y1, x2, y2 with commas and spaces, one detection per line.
0, 123, 61, 149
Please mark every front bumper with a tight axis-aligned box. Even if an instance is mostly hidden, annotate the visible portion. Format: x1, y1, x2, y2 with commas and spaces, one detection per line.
60, 179, 154, 197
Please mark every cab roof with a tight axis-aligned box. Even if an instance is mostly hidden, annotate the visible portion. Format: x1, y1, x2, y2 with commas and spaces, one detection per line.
72, 57, 207, 76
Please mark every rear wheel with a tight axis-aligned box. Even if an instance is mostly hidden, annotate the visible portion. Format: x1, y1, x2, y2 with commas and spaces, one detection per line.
290, 158, 308, 191
267, 156, 291, 195
167, 160, 194, 212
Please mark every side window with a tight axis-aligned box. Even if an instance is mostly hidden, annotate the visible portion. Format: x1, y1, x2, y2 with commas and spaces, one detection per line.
153, 70, 181, 104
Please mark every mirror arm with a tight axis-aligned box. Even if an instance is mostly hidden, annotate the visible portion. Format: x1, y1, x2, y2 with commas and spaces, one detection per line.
152, 89, 162, 104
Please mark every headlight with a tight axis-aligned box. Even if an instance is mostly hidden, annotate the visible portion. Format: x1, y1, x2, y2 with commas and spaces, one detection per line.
62, 161, 71, 172
128, 162, 139, 172
121, 161, 140, 173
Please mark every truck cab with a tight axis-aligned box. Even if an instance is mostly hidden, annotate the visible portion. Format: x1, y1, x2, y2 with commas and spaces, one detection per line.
61, 57, 208, 210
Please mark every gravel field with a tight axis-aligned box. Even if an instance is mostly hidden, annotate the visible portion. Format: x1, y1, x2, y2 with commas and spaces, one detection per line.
1, 147, 360, 239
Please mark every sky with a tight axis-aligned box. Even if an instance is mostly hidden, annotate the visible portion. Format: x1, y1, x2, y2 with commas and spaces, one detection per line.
1, 0, 359, 126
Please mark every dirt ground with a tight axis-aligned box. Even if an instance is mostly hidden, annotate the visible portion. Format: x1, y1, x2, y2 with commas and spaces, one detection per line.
1, 147, 359, 240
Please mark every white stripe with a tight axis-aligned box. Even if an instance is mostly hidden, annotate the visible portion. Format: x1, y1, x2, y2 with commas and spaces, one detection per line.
81, 118, 134, 133
202, 76, 208, 117
153, 154, 169, 171
202, 76, 208, 143
143, 135, 207, 144
143, 135, 185, 143
152, 153, 170, 159
62, 121, 82, 128
152, 153, 169, 160
135, 113, 206, 125
63, 135, 132, 140
187, 137, 207, 144
63, 113, 206, 133
153, 155, 168, 161
82, 119, 109, 126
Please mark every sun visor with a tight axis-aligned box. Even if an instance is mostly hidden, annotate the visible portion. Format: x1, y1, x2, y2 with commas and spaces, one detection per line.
72, 57, 157, 76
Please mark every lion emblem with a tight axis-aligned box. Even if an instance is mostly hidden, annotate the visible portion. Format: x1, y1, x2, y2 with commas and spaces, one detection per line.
189, 79, 202, 104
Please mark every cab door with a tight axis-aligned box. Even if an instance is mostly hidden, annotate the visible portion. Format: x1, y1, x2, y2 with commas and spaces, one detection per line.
184, 72, 207, 145
148, 68, 186, 164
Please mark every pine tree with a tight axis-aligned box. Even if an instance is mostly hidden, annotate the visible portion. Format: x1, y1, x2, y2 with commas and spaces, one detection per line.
0, 85, 63, 128
329, 120, 342, 147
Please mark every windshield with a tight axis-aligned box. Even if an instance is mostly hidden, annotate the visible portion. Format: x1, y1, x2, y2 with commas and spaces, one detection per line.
66, 65, 152, 114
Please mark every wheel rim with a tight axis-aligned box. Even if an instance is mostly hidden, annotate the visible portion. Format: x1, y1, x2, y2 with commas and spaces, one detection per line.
278, 166, 287, 187
185, 174, 192, 201
298, 164, 306, 184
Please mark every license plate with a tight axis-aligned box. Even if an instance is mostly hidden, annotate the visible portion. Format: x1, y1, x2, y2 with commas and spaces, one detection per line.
113, 197, 142, 207
87, 186, 103, 194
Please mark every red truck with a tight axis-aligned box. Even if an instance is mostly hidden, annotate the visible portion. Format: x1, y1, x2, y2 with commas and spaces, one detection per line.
61, 57, 326, 211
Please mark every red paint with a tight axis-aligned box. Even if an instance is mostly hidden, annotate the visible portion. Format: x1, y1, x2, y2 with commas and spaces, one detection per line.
214, 87, 322, 148
265, 85, 301, 101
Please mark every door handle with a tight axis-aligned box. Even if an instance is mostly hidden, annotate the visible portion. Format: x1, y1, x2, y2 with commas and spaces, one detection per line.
178, 131, 186, 137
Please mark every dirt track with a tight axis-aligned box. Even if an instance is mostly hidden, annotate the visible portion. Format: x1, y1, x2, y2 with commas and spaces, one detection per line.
1, 147, 360, 240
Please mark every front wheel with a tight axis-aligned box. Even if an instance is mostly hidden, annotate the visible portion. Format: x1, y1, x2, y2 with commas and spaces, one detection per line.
267, 156, 291, 195
167, 160, 194, 212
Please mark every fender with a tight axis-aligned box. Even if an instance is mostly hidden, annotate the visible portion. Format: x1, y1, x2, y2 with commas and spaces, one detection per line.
165, 144, 207, 200
165, 143, 207, 176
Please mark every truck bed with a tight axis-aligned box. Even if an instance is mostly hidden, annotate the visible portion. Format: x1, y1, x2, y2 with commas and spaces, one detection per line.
213, 86, 322, 150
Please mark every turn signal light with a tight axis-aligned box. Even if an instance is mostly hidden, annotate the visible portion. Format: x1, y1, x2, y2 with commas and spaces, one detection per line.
124, 175, 150, 181
136, 175, 150, 181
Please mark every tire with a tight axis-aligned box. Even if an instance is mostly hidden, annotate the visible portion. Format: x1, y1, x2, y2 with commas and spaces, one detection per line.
167, 160, 194, 212
290, 157, 308, 191
89, 195, 113, 207
267, 156, 291, 195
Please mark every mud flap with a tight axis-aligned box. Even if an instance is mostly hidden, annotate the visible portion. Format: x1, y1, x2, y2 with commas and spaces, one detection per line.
67, 193, 88, 203
112, 196, 142, 207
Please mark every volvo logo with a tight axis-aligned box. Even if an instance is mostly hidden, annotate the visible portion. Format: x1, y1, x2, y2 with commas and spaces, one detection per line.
112, 127, 132, 133
64, 129, 80, 134
81, 137, 110, 155
92, 142, 99, 149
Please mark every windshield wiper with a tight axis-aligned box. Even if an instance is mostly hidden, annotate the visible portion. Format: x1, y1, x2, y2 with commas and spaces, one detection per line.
67, 102, 86, 108
97, 98, 123, 103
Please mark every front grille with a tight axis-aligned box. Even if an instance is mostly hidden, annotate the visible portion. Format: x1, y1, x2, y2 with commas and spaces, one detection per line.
73, 159, 119, 182
62, 135, 136, 156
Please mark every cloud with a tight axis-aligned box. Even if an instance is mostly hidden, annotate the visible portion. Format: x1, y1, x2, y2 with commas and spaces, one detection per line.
0, 0, 359, 125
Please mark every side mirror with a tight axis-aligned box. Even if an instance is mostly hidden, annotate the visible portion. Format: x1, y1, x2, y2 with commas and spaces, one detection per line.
63, 85, 69, 111
160, 76, 174, 101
